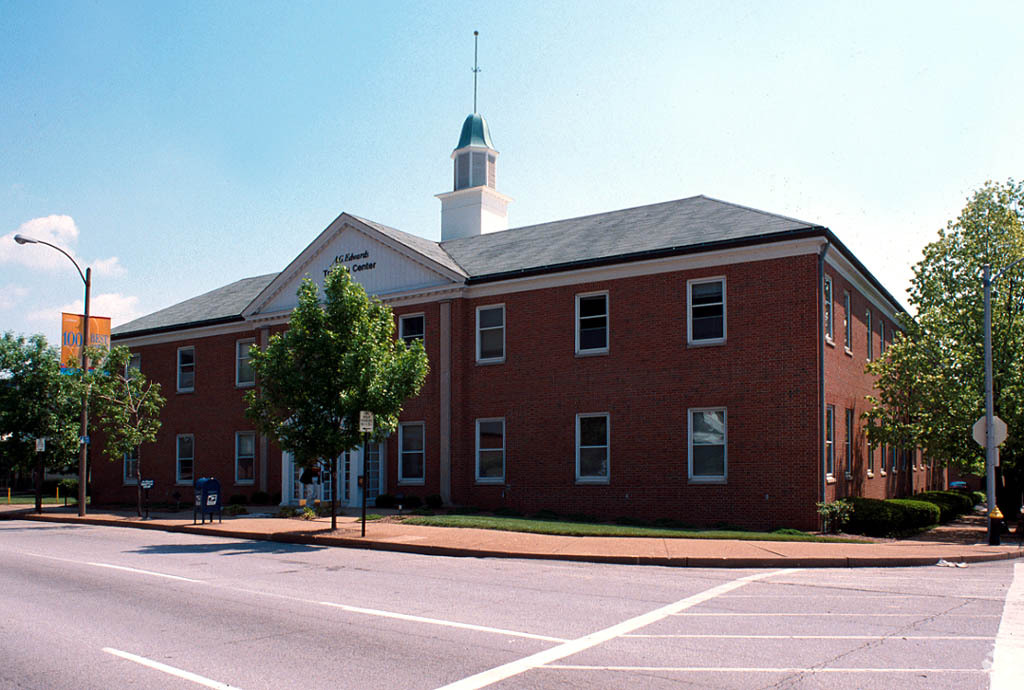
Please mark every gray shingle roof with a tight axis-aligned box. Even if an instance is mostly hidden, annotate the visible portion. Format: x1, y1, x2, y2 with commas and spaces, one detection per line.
112, 273, 278, 337
441, 195, 819, 279
113, 196, 835, 339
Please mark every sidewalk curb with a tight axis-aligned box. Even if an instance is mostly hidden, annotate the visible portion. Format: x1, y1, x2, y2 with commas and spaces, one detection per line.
10, 511, 1024, 568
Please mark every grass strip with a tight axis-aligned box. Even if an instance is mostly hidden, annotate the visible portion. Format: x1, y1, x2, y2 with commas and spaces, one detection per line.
403, 514, 868, 543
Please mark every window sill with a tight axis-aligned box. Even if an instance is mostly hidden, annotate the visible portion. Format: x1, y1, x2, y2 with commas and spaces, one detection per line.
867, 471, 875, 478
176, 389, 195, 395
826, 475, 837, 484
687, 338, 726, 348
476, 358, 505, 366
844, 347, 853, 357
844, 472, 853, 480
575, 478, 610, 485
235, 481, 255, 486
236, 382, 255, 390
175, 481, 193, 486
397, 480, 425, 486
475, 478, 505, 485
575, 349, 609, 358
688, 478, 727, 485
825, 337, 835, 348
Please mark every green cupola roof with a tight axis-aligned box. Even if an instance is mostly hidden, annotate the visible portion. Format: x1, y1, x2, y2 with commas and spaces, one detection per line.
456, 113, 494, 150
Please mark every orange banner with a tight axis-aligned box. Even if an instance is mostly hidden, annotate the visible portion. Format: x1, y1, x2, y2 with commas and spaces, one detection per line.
61, 313, 111, 372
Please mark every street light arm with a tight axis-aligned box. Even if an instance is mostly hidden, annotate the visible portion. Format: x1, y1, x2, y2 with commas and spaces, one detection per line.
12, 234, 88, 285
991, 255, 1024, 284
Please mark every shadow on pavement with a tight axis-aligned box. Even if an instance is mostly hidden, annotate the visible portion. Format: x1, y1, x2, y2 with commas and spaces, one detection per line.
128, 540, 329, 556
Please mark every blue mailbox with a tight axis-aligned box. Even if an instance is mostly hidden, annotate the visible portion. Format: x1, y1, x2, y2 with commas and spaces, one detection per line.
193, 477, 222, 524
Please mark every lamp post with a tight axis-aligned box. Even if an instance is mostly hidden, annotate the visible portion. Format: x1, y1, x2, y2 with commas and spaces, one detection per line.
982, 257, 1024, 545
14, 234, 92, 517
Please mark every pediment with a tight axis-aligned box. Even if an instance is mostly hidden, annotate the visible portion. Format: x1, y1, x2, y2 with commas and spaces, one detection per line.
244, 214, 462, 319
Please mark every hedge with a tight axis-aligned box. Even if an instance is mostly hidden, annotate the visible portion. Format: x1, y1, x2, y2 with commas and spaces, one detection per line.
844, 497, 940, 537
912, 490, 974, 523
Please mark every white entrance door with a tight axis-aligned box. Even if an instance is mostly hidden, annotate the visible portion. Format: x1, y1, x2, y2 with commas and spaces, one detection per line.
282, 444, 385, 508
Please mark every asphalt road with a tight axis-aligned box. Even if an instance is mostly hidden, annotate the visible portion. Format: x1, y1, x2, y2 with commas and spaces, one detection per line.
0, 520, 1020, 689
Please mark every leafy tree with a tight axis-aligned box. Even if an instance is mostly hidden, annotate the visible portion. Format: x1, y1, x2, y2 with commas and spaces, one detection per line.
245, 265, 429, 529
0, 332, 81, 512
85, 345, 165, 517
865, 180, 1024, 504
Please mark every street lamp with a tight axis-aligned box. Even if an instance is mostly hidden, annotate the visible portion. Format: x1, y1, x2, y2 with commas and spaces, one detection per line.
982, 258, 1024, 545
14, 233, 92, 517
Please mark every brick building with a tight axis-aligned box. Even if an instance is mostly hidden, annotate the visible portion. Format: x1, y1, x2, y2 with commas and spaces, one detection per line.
94, 113, 945, 530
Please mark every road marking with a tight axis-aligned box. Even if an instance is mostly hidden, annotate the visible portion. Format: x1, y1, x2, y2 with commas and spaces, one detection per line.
103, 648, 239, 688
545, 665, 984, 674
673, 612, 999, 617
319, 601, 566, 643
991, 562, 1024, 690
433, 569, 799, 690
624, 634, 994, 640
22, 552, 203, 583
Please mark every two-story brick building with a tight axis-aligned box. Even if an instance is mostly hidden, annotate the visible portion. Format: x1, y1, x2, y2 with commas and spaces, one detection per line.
93, 112, 945, 530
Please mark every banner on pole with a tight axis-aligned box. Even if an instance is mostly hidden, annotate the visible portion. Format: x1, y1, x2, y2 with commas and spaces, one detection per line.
60, 313, 111, 373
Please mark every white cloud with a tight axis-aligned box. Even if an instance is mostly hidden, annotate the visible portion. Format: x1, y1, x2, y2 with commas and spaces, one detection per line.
27, 292, 143, 328
1, 215, 124, 277
0, 284, 29, 310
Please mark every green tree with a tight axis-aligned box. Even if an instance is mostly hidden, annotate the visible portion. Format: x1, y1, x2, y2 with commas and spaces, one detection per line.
865, 180, 1024, 502
85, 345, 165, 517
245, 265, 429, 529
0, 332, 81, 512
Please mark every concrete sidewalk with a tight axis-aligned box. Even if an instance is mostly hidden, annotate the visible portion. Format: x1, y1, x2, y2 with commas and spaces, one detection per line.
3, 503, 1022, 568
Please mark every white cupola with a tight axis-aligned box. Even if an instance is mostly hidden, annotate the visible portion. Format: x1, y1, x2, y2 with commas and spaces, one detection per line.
436, 112, 512, 241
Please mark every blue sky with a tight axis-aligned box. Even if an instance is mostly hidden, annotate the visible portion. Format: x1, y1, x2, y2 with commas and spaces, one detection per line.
2, 1, 1022, 345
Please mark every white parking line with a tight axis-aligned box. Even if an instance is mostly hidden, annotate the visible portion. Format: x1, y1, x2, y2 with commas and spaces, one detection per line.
545, 665, 985, 674
624, 634, 994, 640
674, 612, 999, 617
991, 562, 1024, 690
433, 569, 799, 690
23, 552, 203, 583
319, 601, 566, 642
103, 648, 239, 688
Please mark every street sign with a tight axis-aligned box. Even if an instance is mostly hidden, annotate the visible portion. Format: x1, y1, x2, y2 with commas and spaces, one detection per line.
35, 437, 46, 452
140, 479, 154, 489
359, 410, 374, 433
972, 415, 1008, 447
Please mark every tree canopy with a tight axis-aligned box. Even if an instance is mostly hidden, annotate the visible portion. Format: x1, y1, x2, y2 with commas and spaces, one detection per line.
245, 265, 429, 523
865, 180, 1024, 490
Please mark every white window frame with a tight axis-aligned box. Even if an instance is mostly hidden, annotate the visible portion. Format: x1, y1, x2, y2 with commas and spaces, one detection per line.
475, 417, 506, 483
843, 291, 852, 353
865, 310, 873, 361
880, 444, 887, 476
398, 422, 425, 485
575, 291, 609, 355
235, 338, 255, 388
123, 446, 139, 485
399, 313, 425, 345
825, 405, 835, 478
687, 407, 728, 483
823, 275, 834, 342
176, 434, 194, 485
879, 320, 886, 355
844, 408, 854, 478
476, 304, 505, 364
235, 431, 256, 485
177, 346, 195, 393
126, 353, 141, 377
687, 276, 726, 346
575, 413, 610, 484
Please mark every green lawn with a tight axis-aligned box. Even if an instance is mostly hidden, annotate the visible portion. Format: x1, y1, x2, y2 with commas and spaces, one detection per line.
403, 514, 868, 543
4, 493, 86, 506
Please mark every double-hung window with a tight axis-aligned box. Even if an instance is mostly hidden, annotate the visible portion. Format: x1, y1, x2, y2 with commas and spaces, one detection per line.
476, 305, 505, 363
868, 443, 875, 475
576, 413, 609, 483
688, 278, 725, 345
866, 310, 873, 361
575, 292, 608, 354
236, 339, 255, 387
236, 432, 255, 484
399, 314, 425, 344
398, 422, 425, 484
176, 434, 194, 484
879, 320, 886, 355
844, 409, 854, 477
177, 346, 195, 392
123, 446, 139, 484
825, 405, 835, 477
823, 276, 834, 342
843, 292, 852, 352
475, 418, 505, 483
688, 408, 727, 482
127, 353, 141, 377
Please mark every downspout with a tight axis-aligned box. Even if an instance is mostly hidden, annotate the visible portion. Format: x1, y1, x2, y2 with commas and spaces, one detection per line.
817, 240, 830, 522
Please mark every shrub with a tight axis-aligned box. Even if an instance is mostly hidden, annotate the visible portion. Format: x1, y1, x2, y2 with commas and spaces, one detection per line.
451, 505, 482, 515
913, 491, 973, 523
401, 495, 423, 509
300, 506, 317, 520
844, 497, 939, 537
971, 491, 986, 506
250, 490, 272, 505
375, 494, 396, 508
493, 506, 523, 517
653, 517, 696, 529
223, 504, 247, 516
615, 516, 651, 527
425, 494, 443, 509
531, 509, 560, 520
277, 506, 299, 518
227, 493, 248, 506
271, 491, 282, 504
58, 478, 79, 496
816, 500, 853, 533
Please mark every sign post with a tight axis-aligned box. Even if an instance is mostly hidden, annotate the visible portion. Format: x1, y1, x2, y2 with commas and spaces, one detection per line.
359, 411, 373, 537
140, 479, 154, 519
